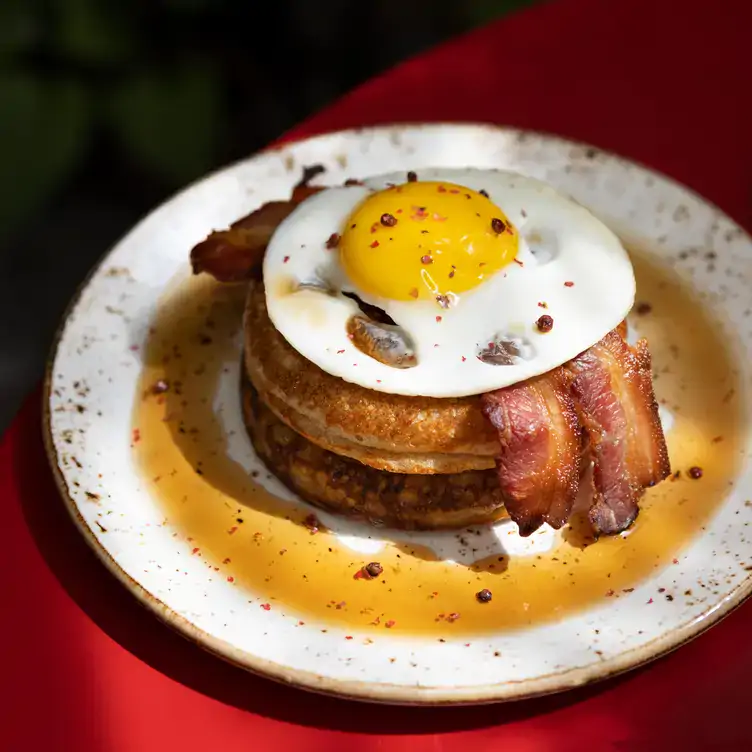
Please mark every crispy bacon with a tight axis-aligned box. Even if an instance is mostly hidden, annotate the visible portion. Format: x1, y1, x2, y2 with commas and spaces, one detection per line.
567, 331, 671, 534
482, 328, 669, 536
190, 184, 324, 282
481, 368, 582, 536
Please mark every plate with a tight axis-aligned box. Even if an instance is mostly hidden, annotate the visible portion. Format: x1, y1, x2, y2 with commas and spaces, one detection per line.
44, 124, 752, 704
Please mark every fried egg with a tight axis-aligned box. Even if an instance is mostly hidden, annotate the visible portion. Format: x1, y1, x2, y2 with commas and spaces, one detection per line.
263, 168, 635, 398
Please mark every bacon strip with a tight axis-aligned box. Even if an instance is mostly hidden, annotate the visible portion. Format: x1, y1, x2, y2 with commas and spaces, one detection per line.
567, 330, 671, 534
481, 368, 582, 536
190, 184, 324, 282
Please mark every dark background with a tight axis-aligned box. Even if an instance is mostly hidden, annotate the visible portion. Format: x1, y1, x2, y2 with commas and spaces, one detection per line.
0, 0, 537, 432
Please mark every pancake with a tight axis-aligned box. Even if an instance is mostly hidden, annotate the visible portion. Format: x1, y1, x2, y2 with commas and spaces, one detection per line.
243, 281, 499, 474
242, 375, 508, 529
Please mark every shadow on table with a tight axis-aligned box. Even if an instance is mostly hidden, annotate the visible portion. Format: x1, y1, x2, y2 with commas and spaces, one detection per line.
15, 398, 642, 734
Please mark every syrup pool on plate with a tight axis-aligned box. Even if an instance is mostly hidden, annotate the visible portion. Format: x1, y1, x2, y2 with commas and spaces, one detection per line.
132, 248, 747, 636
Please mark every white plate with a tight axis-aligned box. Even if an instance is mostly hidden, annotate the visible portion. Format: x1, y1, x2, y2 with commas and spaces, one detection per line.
44, 124, 752, 704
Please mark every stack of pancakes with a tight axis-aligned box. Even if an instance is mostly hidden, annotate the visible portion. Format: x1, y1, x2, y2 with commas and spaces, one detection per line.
242, 281, 509, 529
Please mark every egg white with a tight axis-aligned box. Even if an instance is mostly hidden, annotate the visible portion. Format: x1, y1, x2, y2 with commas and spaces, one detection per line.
263, 168, 635, 398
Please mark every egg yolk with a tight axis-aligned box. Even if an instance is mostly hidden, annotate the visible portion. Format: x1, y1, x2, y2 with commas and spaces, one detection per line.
339, 181, 518, 302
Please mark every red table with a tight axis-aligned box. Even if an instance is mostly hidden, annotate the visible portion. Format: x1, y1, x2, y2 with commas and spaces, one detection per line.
2, 0, 751, 749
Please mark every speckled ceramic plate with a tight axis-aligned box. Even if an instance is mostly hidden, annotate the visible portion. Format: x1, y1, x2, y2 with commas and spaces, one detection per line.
44, 124, 752, 704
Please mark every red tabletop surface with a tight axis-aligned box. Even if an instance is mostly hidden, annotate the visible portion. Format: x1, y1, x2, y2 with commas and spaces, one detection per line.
2, 0, 751, 749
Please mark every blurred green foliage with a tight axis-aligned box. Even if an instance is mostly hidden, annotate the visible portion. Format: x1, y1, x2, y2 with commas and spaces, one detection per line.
0, 0, 537, 244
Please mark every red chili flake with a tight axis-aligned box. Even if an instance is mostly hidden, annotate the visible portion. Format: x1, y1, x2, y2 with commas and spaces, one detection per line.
336, 349, 345, 354
191, 547, 200, 555
689, 466, 703, 479
380, 213, 397, 227
132, 428, 141, 443
407, 171, 418, 182
345, 635, 353, 640
370, 240, 380, 248
448, 270, 455, 278
396, 208, 403, 214
658, 587, 666, 593
536, 315, 554, 333
461, 356, 467, 362
129, 344, 139, 352
369, 222, 379, 233
564, 280, 575, 287
228, 526, 238, 535
385, 620, 396, 628
449, 189, 459, 194
326, 233, 340, 249
283, 255, 290, 264
636, 302, 652, 315
646, 598, 654, 604
298, 620, 305, 626
464, 643, 471, 648
513, 258, 524, 267
672, 558, 679, 564
227, 576, 235, 583
446, 612, 461, 622
712, 435, 724, 443
433, 344, 440, 348
151, 379, 169, 395
605, 589, 615, 597
223, 557, 231, 564
371, 616, 381, 626
537, 302, 548, 309
435, 315, 442, 323
491, 218, 505, 234
353, 569, 366, 581
376, 379, 382, 383
408, 287, 419, 299
421, 254, 433, 264
260, 603, 271, 611
437, 185, 447, 193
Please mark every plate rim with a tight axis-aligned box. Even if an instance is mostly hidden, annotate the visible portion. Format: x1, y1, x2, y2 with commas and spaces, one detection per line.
42, 122, 752, 705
